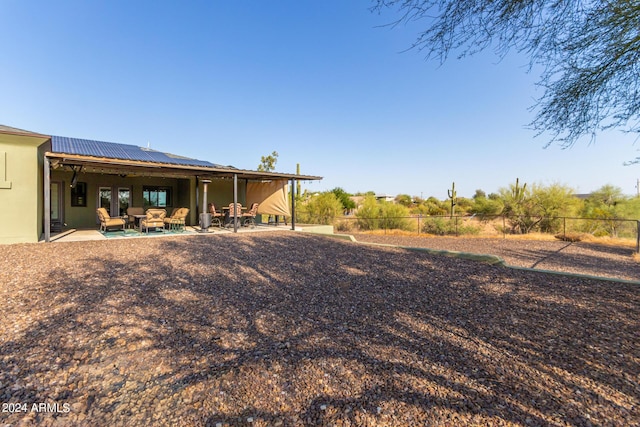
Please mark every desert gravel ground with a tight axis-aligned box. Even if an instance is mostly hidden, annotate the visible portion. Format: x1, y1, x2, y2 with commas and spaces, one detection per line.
352, 234, 640, 282
0, 231, 638, 426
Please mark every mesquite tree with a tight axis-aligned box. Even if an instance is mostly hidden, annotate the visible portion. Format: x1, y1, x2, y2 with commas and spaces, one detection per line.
373, 1, 640, 162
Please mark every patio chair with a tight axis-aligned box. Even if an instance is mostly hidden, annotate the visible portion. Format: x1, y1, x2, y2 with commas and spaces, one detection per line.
208, 203, 224, 228
96, 208, 126, 233
226, 203, 243, 228
242, 202, 259, 228
164, 207, 189, 232
141, 208, 166, 233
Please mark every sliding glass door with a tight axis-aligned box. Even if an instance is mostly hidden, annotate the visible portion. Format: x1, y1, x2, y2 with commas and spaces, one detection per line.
99, 186, 130, 218
118, 188, 130, 216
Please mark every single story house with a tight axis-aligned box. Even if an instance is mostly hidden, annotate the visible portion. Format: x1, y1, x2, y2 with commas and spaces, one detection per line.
0, 124, 322, 244
375, 194, 395, 203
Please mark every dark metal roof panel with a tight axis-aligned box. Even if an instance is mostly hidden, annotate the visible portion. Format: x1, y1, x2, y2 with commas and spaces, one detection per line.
51, 135, 224, 168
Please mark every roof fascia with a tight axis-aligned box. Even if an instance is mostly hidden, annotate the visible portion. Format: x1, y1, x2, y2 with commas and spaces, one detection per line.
45, 152, 322, 181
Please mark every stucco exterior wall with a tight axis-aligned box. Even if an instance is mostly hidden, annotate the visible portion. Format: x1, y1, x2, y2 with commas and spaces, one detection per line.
0, 133, 50, 243
204, 178, 246, 210
49, 170, 198, 229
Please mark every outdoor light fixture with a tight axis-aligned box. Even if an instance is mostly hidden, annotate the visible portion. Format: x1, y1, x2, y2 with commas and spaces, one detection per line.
69, 166, 82, 188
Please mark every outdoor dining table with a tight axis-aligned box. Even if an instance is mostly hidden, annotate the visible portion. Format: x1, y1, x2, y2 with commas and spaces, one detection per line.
133, 214, 146, 232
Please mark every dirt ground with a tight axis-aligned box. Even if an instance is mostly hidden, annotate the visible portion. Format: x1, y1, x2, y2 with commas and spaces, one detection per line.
1, 232, 638, 426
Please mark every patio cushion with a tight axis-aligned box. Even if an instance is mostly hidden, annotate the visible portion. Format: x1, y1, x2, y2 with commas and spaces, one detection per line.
141, 208, 166, 232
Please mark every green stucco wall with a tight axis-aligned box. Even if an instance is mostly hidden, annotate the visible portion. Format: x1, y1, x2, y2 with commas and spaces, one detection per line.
204, 178, 246, 211
50, 170, 200, 229
0, 133, 50, 244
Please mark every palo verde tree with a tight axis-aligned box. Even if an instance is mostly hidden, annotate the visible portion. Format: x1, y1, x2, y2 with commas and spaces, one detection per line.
373, 1, 640, 162
257, 151, 278, 172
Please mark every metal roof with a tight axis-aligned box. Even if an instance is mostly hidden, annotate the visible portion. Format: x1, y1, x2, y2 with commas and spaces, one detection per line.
0, 124, 49, 137
51, 135, 228, 169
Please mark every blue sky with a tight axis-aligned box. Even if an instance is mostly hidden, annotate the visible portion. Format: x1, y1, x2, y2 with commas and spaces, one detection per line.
1, 0, 638, 199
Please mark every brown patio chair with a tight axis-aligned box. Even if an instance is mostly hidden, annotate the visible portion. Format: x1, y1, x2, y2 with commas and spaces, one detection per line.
141, 208, 166, 233
208, 203, 224, 228
242, 202, 259, 228
96, 208, 126, 233
164, 207, 189, 232
226, 203, 243, 228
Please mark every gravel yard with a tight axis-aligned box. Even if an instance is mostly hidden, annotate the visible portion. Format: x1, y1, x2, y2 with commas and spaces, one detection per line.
1, 231, 638, 426
352, 234, 640, 282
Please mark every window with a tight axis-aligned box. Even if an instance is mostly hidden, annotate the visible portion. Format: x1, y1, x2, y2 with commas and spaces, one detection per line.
143, 186, 172, 208
71, 182, 87, 207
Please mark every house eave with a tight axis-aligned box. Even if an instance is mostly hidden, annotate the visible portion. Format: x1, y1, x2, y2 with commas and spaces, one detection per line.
45, 152, 323, 181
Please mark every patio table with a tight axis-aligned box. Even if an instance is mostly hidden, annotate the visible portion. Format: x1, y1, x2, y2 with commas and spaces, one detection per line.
133, 214, 146, 232
222, 206, 245, 227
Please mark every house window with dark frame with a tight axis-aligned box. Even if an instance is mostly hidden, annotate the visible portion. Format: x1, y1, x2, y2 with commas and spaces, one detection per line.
71, 182, 87, 207
143, 186, 172, 208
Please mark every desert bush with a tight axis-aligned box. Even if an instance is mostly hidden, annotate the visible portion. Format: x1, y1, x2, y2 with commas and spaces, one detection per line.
379, 202, 411, 231
421, 217, 481, 236
415, 197, 448, 216
297, 192, 343, 225
355, 195, 381, 230
470, 196, 503, 219
335, 218, 355, 232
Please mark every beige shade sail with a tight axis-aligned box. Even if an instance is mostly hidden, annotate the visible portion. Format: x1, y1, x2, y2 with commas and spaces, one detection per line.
246, 180, 290, 217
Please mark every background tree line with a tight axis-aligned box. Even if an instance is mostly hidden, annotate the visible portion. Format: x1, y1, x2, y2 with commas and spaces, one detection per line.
295, 181, 640, 238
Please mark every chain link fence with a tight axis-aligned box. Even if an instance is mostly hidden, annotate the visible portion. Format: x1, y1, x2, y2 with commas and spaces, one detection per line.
331, 214, 640, 253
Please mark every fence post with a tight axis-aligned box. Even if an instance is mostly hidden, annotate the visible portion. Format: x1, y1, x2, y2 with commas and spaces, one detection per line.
502, 215, 506, 239
417, 214, 421, 236
563, 217, 566, 239
637, 220, 639, 254
455, 216, 459, 237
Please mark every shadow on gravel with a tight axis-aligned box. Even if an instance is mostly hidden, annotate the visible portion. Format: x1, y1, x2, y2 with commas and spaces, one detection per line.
506, 243, 640, 279
0, 233, 638, 426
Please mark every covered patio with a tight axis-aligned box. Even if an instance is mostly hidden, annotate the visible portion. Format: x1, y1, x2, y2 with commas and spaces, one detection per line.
44, 222, 303, 242
43, 135, 322, 242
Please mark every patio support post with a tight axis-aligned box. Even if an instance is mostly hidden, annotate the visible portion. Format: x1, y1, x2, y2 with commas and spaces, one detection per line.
290, 178, 296, 231
233, 173, 238, 233
44, 155, 51, 243
195, 177, 200, 220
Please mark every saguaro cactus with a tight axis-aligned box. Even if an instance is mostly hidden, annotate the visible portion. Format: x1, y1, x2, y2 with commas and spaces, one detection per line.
505, 177, 531, 234
512, 177, 527, 202
447, 181, 457, 218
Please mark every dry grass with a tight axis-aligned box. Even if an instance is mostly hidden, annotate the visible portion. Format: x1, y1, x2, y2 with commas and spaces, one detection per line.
357, 228, 638, 247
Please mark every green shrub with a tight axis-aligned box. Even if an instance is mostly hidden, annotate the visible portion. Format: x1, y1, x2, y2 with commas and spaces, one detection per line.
298, 192, 343, 225
422, 217, 481, 236
379, 202, 411, 231
355, 195, 381, 230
